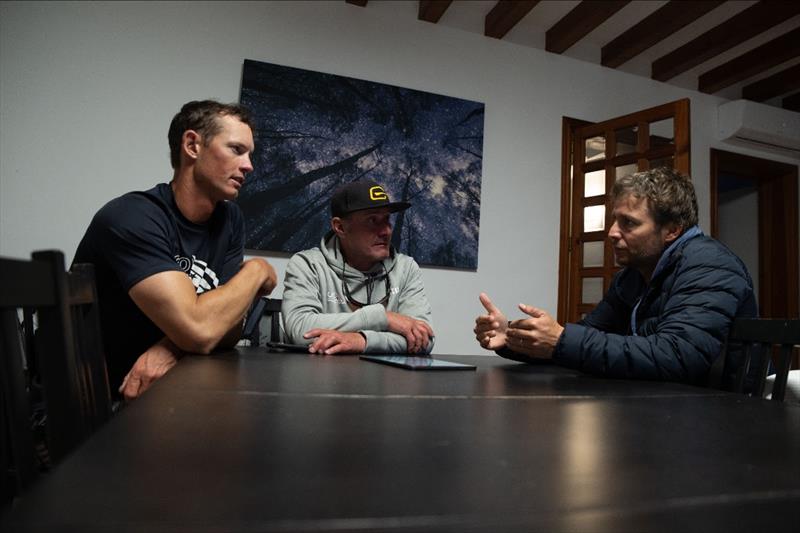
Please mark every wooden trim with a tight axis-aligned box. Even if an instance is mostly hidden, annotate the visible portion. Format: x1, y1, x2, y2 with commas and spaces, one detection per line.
558, 117, 593, 324
760, 171, 800, 320
709, 149, 719, 238
698, 27, 800, 94
602, 0, 723, 68
570, 140, 587, 323
581, 230, 608, 241
485, 1, 539, 39
546, 1, 630, 54
759, 176, 778, 319
575, 99, 687, 138
558, 117, 573, 324
784, 92, 800, 112
709, 149, 799, 327
418, 1, 452, 23
652, 1, 800, 82
673, 98, 690, 174
742, 64, 800, 102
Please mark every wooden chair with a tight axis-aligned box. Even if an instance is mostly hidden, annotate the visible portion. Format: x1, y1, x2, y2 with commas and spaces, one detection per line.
721, 318, 800, 402
0, 250, 111, 502
242, 297, 283, 347
1, 289, 37, 503
66, 262, 113, 431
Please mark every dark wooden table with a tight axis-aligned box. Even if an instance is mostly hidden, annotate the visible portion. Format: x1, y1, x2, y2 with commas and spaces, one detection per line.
3, 348, 800, 532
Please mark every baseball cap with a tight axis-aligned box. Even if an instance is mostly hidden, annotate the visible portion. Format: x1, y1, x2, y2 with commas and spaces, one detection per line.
330, 180, 411, 217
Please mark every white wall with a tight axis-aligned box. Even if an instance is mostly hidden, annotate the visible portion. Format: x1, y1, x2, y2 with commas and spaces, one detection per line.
2, 1, 798, 354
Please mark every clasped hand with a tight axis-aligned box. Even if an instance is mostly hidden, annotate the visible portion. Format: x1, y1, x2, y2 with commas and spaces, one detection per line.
304, 329, 366, 355
386, 311, 433, 354
474, 292, 564, 359
304, 312, 433, 355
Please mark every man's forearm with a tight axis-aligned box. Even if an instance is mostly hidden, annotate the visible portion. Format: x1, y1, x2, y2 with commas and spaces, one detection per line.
130, 258, 274, 354
283, 303, 387, 344
170, 259, 270, 352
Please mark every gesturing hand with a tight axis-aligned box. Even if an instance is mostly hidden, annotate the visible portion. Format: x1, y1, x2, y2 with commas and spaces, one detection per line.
505, 304, 564, 359
474, 292, 508, 351
386, 312, 433, 354
304, 329, 366, 355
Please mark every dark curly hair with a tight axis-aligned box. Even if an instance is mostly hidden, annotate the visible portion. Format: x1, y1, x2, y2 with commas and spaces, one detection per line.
167, 100, 253, 169
612, 167, 699, 229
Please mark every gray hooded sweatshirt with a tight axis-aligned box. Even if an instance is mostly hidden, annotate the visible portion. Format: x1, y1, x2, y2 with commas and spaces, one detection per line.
282, 232, 434, 353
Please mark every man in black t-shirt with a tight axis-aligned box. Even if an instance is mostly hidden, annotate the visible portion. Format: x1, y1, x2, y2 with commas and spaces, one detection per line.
74, 100, 277, 400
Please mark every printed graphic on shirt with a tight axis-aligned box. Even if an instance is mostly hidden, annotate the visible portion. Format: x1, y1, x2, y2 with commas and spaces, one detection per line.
327, 291, 346, 305
175, 255, 219, 294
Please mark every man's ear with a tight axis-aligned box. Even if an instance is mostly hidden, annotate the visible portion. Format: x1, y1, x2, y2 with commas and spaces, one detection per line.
182, 130, 202, 161
663, 223, 683, 245
331, 217, 345, 237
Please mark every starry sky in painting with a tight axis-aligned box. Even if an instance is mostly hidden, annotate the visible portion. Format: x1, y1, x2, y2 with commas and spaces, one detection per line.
238, 59, 484, 269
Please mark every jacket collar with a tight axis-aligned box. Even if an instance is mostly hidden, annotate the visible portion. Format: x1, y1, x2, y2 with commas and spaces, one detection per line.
650, 225, 704, 281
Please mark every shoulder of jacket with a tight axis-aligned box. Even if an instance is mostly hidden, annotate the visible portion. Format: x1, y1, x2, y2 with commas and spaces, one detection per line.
671, 236, 752, 290
677, 236, 735, 267
289, 247, 325, 267
391, 252, 421, 275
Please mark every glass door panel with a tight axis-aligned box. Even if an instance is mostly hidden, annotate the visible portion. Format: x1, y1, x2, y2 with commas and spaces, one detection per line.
561, 99, 691, 324
584, 170, 605, 197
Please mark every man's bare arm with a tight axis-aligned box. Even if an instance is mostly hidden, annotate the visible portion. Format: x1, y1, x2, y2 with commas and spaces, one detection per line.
129, 258, 276, 354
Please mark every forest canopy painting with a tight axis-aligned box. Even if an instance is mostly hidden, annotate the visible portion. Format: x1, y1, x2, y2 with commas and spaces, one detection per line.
237, 58, 485, 269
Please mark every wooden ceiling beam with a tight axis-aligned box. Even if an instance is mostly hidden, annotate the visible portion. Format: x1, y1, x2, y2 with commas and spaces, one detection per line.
783, 93, 800, 113
698, 28, 800, 94
419, 1, 452, 23
485, 1, 539, 40
602, 0, 723, 69
652, 1, 800, 82
546, 1, 630, 54
742, 64, 800, 102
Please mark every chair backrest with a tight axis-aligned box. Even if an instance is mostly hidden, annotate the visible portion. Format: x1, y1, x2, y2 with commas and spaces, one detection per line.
1, 291, 37, 501
242, 297, 283, 346
0, 250, 111, 501
66, 262, 113, 431
721, 318, 800, 402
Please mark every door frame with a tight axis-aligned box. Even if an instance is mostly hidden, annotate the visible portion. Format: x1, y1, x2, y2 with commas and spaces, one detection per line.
710, 148, 799, 321
557, 116, 592, 323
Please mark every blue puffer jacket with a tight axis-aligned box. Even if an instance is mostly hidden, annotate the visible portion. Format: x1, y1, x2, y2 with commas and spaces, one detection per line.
552, 230, 756, 385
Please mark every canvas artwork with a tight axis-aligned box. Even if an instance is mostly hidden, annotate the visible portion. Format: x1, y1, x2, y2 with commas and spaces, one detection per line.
237, 58, 485, 269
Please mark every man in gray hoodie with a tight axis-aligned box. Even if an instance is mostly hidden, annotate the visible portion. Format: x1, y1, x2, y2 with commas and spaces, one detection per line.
282, 180, 434, 355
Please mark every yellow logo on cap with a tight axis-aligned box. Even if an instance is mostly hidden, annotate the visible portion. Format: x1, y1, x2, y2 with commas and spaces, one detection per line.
369, 186, 388, 201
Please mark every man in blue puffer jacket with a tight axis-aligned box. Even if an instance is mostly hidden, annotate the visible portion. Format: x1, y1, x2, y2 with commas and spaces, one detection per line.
474, 167, 756, 386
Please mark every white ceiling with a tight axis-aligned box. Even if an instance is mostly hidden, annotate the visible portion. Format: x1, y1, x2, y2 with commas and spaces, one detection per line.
353, 1, 800, 109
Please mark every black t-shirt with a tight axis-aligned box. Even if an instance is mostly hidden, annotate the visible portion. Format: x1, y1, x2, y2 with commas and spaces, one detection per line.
73, 183, 244, 392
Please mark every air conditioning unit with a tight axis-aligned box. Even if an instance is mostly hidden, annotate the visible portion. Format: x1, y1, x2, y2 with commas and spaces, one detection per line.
717, 99, 800, 159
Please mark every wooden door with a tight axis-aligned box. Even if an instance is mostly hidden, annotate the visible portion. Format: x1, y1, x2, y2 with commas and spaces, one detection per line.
558, 99, 690, 324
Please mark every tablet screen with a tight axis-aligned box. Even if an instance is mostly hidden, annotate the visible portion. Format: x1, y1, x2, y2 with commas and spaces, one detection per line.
360, 355, 476, 371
